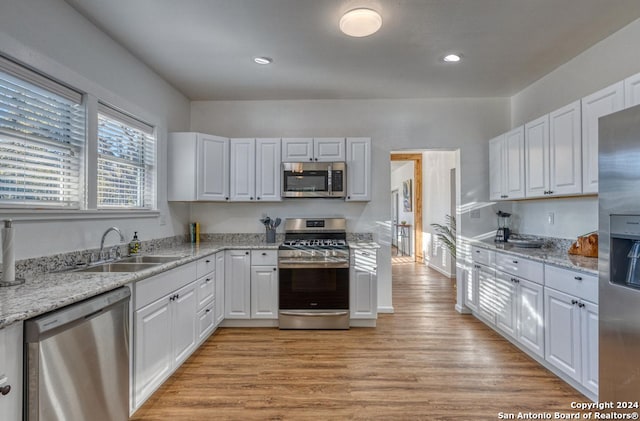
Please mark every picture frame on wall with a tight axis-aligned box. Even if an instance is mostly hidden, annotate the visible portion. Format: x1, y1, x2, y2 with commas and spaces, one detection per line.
403, 179, 412, 212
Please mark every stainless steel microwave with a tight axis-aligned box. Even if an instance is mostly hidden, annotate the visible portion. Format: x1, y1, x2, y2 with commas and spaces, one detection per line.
281, 162, 346, 198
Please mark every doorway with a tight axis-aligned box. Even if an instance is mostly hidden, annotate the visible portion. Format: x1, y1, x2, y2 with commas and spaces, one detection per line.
391, 189, 399, 250
390, 153, 423, 263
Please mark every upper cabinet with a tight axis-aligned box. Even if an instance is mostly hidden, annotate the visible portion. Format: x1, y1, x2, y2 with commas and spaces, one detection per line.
489, 127, 525, 201
229, 138, 282, 202
549, 100, 582, 196
345, 137, 371, 201
168, 132, 229, 201
625, 72, 640, 108
581, 82, 624, 194
525, 115, 549, 198
282, 137, 345, 162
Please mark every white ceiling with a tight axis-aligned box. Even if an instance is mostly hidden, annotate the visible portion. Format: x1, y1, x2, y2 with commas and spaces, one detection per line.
64, 0, 640, 101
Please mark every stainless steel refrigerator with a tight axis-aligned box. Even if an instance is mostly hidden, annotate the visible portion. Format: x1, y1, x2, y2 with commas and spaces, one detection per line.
599, 104, 640, 401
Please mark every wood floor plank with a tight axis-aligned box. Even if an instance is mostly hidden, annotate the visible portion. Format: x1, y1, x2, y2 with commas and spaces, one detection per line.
130, 261, 583, 420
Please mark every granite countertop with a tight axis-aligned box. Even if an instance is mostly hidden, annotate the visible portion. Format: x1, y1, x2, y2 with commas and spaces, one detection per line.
472, 240, 598, 275
0, 241, 280, 329
349, 241, 381, 249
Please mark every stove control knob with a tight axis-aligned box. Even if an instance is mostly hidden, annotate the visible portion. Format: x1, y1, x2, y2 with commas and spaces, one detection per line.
310, 250, 316, 257
324, 250, 330, 257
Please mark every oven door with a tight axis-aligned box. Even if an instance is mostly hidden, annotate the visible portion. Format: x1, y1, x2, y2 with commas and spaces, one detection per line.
278, 266, 349, 310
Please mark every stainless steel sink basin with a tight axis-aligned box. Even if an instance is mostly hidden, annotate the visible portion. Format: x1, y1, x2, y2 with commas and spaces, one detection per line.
74, 262, 160, 273
117, 255, 184, 264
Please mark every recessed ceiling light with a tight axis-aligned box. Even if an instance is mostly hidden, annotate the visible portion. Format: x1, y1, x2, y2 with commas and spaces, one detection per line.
339, 8, 382, 37
443, 54, 462, 63
253, 57, 273, 65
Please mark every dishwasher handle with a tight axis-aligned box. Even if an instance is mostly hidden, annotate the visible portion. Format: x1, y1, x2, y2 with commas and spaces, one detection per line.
25, 286, 130, 342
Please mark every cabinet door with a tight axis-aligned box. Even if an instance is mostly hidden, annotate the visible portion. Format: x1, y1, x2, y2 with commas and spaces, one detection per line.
545, 288, 581, 382
198, 134, 229, 200
282, 138, 313, 162
625, 72, 640, 108
0, 322, 23, 421
314, 137, 345, 162
255, 138, 282, 201
525, 115, 549, 198
167, 133, 197, 201
250, 266, 279, 319
549, 101, 582, 196
230, 138, 256, 201
134, 296, 173, 407
196, 274, 215, 311
489, 135, 504, 201
345, 137, 371, 201
581, 301, 599, 395
494, 272, 517, 338
350, 268, 377, 319
477, 265, 496, 324
197, 305, 215, 344
172, 282, 198, 367
504, 126, 525, 199
215, 251, 225, 326
581, 82, 624, 194
516, 279, 544, 358
224, 250, 251, 319
465, 264, 480, 312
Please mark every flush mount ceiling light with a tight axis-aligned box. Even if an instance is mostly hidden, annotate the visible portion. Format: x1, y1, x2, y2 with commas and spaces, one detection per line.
443, 53, 462, 63
339, 8, 382, 37
253, 56, 273, 65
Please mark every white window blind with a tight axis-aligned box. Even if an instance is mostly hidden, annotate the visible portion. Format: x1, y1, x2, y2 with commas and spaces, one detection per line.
97, 103, 155, 209
0, 56, 84, 208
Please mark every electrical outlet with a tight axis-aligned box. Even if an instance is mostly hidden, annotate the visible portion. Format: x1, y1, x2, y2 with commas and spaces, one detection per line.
548, 212, 555, 225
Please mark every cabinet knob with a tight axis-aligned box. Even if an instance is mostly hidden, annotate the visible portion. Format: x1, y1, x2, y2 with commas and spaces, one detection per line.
574, 276, 582, 281
176, 294, 180, 299
206, 278, 211, 282
250, 197, 254, 200
512, 260, 518, 264
205, 309, 211, 313
347, 196, 351, 199
205, 260, 211, 263
225, 197, 229, 200
257, 197, 261, 200
314, 158, 318, 161
245, 251, 249, 255
0, 385, 11, 396
262, 252, 267, 256
309, 158, 313, 161
571, 299, 578, 305
273, 267, 277, 271
578, 302, 585, 308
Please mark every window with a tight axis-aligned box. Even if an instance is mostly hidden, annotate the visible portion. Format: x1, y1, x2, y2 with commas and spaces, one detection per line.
97, 103, 155, 209
0, 57, 84, 208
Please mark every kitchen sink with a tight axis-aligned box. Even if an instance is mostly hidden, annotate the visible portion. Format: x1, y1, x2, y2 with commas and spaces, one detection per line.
74, 262, 161, 273
117, 255, 184, 264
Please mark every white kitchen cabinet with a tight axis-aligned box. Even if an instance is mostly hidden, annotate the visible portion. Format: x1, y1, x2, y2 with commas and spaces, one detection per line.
345, 137, 371, 201
255, 138, 282, 201
196, 273, 215, 311
225, 250, 251, 319
215, 251, 225, 326
625, 72, 640, 108
477, 264, 496, 324
282, 137, 345, 162
167, 132, 229, 201
250, 265, 278, 319
494, 271, 517, 339
516, 278, 545, 358
581, 300, 599, 395
464, 265, 479, 313
230, 138, 256, 201
170, 282, 198, 367
350, 248, 378, 319
0, 322, 23, 421
197, 304, 215, 343
581, 82, 624, 194
525, 115, 550, 198
489, 128, 525, 200
549, 101, 582, 196
544, 287, 582, 383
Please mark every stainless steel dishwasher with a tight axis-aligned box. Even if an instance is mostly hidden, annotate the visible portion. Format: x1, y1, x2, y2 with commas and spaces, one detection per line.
24, 286, 130, 421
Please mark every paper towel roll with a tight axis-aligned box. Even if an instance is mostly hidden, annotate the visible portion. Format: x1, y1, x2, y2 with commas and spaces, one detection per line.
2, 220, 15, 284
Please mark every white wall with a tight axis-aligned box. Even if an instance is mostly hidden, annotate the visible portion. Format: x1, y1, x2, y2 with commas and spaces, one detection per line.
390, 161, 414, 255
0, 0, 191, 259
508, 17, 640, 240
423, 151, 457, 277
191, 98, 510, 312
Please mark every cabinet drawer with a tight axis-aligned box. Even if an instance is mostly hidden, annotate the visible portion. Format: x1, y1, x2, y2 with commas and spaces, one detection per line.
472, 246, 494, 266
545, 265, 598, 303
196, 255, 216, 277
197, 303, 216, 342
495, 253, 543, 283
196, 275, 215, 311
135, 262, 197, 309
251, 250, 277, 266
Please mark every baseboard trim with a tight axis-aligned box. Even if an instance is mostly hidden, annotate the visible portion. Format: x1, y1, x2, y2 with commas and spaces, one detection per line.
350, 319, 377, 327
220, 319, 279, 328
377, 306, 395, 314
455, 304, 472, 314
427, 262, 454, 278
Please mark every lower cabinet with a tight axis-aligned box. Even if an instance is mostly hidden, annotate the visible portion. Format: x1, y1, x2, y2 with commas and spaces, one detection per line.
0, 322, 23, 421
225, 249, 279, 320
515, 278, 545, 358
215, 250, 225, 325
350, 248, 378, 319
494, 271, 517, 338
477, 264, 496, 324
544, 287, 599, 394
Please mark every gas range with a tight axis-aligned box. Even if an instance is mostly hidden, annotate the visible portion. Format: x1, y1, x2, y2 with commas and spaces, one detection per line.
281, 239, 347, 248
277, 218, 350, 267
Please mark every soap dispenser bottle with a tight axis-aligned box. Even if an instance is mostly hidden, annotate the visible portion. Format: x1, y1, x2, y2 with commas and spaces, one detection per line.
129, 231, 141, 255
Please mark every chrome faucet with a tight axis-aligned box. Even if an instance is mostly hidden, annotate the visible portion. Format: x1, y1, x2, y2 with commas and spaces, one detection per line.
98, 227, 125, 261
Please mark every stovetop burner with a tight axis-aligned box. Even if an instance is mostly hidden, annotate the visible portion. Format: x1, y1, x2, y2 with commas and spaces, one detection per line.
282, 239, 347, 247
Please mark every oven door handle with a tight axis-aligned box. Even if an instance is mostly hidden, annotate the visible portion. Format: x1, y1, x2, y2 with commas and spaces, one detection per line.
279, 311, 349, 317
278, 261, 349, 269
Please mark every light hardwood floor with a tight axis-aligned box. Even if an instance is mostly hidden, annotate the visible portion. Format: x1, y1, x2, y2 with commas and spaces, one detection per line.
131, 261, 583, 421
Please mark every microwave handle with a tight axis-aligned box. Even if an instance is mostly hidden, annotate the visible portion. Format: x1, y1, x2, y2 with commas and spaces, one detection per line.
328, 163, 333, 196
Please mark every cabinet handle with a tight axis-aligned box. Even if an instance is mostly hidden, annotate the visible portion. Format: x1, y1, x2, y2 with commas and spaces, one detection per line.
314, 158, 318, 161
0, 384, 11, 396
257, 197, 261, 200
578, 302, 585, 308
250, 197, 254, 200
205, 260, 211, 263
309, 158, 313, 161
362, 252, 369, 256
476, 250, 480, 253
206, 278, 211, 282
574, 276, 582, 281
571, 299, 578, 305
245, 251, 249, 255
205, 309, 211, 313
262, 252, 267, 256
175, 293, 180, 299
169, 296, 174, 302
373, 267, 377, 270
512, 260, 518, 264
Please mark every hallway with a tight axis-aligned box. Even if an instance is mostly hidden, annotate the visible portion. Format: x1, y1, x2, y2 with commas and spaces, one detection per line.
131, 262, 583, 421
